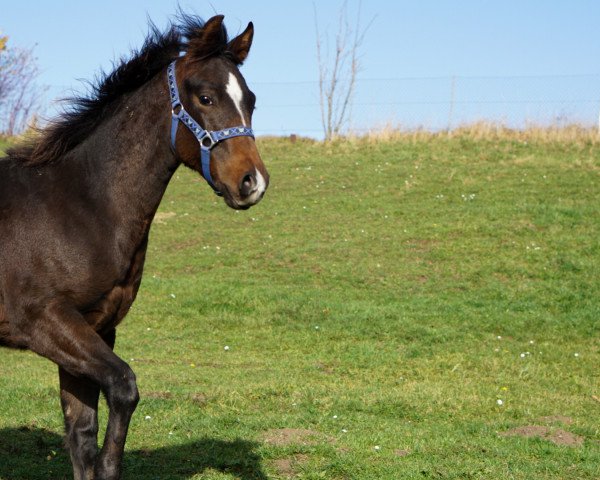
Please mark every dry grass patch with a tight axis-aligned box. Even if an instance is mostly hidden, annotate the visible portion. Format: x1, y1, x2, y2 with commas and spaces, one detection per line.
272, 454, 309, 478
262, 428, 328, 447
347, 122, 600, 146
500, 426, 584, 447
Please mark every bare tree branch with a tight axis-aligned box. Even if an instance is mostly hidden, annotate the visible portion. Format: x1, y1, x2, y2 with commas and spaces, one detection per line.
0, 36, 45, 135
313, 4, 328, 140
313, 1, 374, 140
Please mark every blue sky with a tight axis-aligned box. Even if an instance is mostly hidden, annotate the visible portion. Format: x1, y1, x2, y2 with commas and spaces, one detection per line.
2, 1, 600, 136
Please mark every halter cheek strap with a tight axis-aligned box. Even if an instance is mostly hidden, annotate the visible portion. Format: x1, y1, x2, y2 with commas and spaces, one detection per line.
167, 61, 254, 195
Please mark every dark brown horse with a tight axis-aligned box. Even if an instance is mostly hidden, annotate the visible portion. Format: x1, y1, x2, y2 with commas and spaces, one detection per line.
0, 14, 268, 480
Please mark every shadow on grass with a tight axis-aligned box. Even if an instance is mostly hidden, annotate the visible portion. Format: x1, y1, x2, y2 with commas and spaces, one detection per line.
0, 426, 267, 480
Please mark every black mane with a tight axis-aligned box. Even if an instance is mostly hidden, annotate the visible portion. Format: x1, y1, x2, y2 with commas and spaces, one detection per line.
8, 14, 232, 166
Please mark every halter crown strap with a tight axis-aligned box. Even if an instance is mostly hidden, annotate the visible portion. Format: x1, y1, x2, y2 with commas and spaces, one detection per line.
167, 61, 254, 195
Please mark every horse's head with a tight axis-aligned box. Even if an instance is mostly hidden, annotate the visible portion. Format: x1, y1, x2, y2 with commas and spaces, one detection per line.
170, 15, 268, 210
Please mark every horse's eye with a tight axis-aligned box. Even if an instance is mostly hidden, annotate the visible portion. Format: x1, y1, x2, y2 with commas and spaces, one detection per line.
199, 95, 213, 106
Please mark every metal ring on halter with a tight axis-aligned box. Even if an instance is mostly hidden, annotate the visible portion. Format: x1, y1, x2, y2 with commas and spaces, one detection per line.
199, 132, 217, 150
171, 102, 183, 117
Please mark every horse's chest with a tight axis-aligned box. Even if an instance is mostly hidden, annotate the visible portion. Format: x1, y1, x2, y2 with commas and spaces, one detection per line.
83, 284, 133, 333
83, 240, 148, 333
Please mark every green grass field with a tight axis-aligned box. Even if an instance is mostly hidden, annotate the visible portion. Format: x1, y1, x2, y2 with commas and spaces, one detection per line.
0, 133, 599, 479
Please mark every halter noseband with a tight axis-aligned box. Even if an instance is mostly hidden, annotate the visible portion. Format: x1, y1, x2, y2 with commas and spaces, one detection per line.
167, 61, 254, 195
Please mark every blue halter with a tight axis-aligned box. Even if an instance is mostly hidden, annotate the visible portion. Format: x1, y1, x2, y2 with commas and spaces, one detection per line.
167, 61, 254, 195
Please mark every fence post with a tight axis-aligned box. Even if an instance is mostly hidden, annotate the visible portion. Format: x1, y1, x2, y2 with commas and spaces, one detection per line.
448, 75, 456, 133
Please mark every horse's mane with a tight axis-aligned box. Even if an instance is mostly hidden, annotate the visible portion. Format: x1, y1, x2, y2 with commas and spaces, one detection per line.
8, 14, 234, 166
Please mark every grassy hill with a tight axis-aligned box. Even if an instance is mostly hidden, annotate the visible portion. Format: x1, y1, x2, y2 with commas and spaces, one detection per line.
0, 138, 10, 155
1, 132, 599, 479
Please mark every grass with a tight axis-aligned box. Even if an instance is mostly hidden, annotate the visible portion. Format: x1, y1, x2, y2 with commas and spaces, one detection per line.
0, 129, 599, 479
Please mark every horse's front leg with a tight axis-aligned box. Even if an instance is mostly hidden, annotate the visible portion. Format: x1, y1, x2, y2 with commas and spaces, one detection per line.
93, 359, 139, 480
23, 303, 138, 480
59, 368, 101, 480
59, 329, 116, 480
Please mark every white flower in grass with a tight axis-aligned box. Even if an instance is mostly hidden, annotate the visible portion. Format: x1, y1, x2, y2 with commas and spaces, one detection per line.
374, 445, 381, 451
145, 415, 152, 420
497, 399, 504, 406
224, 345, 230, 351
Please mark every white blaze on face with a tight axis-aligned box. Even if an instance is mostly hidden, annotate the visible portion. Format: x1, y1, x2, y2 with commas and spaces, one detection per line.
226, 72, 247, 126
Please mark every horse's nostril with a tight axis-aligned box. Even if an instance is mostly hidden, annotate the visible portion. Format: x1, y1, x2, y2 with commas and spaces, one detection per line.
240, 172, 257, 198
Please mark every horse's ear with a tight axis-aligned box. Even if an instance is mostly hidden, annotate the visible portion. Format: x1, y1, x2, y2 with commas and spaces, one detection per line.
227, 22, 254, 64
188, 15, 227, 60
201, 14, 226, 43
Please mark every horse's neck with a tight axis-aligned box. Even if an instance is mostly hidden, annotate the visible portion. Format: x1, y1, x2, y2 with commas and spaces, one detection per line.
79, 73, 178, 247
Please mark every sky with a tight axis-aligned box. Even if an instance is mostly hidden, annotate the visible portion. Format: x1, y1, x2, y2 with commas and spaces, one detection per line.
2, 1, 600, 136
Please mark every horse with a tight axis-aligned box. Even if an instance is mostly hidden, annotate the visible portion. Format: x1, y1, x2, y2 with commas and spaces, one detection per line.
0, 14, 269, 480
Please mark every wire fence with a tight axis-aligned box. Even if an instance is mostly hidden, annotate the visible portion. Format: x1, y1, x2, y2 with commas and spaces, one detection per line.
248, 73, 600, 138
44, 73, 600, 139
